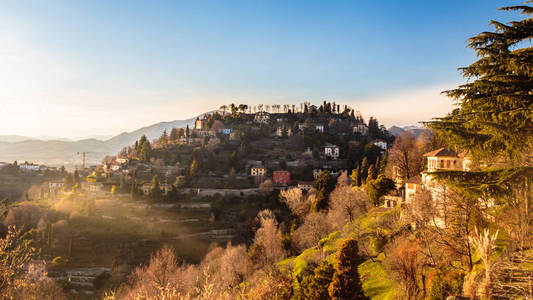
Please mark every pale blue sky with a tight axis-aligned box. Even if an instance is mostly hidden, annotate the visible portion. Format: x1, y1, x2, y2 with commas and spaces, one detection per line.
0, 0, 525, 138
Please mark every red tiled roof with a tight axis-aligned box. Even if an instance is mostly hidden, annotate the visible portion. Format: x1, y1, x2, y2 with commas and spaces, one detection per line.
423, 147, 458, 157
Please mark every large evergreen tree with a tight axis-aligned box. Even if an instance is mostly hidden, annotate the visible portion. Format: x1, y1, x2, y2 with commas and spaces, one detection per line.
426, 3, 532, 199
328, 239, 366, 300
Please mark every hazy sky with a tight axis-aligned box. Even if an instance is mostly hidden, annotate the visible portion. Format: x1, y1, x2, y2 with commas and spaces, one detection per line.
0, 0, 524, 139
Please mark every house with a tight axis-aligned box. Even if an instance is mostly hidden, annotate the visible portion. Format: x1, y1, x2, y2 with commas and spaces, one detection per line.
315, 124, 324, 133
87, 182, 104, 193
373, 140, 388, 151
273, 170, 290, 186
159, 183, 172, 195
313, 167, 346, 179
424, 148, 469, 172
48, 181, 64, 193
254, 111, 270, 124
276, 127, 292, 137
404, 148, 473, 227
19, 163, 40, 172
298, 124, 305, 131
404, 176, 422, 204
218, 128, 232, 135
115, 157, 128, 164
142, 183, 152, 196
250, 166, 266, 177
297, 181, 314, 191
324, 144, 340, 160
194, 117, 207, 130
353, 123, 368, 135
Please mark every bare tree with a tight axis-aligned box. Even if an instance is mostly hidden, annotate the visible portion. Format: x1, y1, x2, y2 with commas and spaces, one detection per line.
279, 188, 312, 220
387, 131, 426, 182
251, 210, 286, 268
293, 212, 331, 251
328, 185, 370, 229
468, 227, 499, 298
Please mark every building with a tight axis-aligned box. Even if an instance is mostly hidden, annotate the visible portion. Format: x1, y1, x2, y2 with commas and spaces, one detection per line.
315, 124, 324, 132
254, 111, 270, 124
298, 124, 305, 131
404, 148, 473, 227
48, 181, 64, 193
142, 183, 152, 196
273, 170, 290, 186
218, 128, 232, 135
373, 140, 388, 151
353, 123, 368, 135
424, 148, 470, 172
404, 176, 422, 204
194, 117, 207, 130
250, 166, 266, 177
276, 127, 292, 137
19, 163, 40, 172
87, 182, 104, 193
297, 181, 314, 191
324, 144, 340, 160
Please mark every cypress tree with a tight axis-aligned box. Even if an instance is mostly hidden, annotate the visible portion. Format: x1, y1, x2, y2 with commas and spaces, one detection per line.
304, 260, 335, 300
328, 239, 366, 300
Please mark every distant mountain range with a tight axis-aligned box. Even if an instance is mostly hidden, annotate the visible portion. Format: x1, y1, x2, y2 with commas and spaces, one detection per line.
0, 116, 197, 168
388, 125, 431, 138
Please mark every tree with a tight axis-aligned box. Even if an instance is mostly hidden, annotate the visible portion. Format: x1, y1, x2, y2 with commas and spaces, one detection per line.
150, 175, 162, 203
169, 127, 179, 141
139, 139, 152, 162
387, 131, 425, 182
328, 239, 366, 300
189, 160, 199, 177
251, 210, 286, 267
328, 183, 370, 229
350, 167, 360, 187
302, 261, 335, 300
424, 4, 533, 289
311, 171, 336, 212
159, 129, 168, 145
63, 173, 74, 191
366, 174, 395, 206
384, 235, 424, 300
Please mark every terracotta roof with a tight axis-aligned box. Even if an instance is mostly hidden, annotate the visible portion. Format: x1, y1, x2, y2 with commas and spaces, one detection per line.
423, 147, 458, 157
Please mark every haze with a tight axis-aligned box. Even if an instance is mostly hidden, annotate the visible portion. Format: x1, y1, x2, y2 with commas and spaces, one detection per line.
0, 0, 522, 139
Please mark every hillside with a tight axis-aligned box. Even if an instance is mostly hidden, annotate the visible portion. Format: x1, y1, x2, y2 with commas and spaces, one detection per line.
0, 116, 197, 167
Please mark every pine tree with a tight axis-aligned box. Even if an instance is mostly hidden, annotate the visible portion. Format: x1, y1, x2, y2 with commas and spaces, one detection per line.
328, 239, 366, 300
425, 3, 532, 213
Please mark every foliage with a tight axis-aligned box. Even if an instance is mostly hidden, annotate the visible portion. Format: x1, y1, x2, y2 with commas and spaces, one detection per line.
365, 175, 395, 206
328, 238, 366, 300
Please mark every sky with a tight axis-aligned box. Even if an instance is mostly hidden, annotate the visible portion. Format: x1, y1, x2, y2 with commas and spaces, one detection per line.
0, 0, 526, 139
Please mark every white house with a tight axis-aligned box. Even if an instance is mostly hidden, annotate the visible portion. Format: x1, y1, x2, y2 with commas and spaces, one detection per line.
353, 124, 368, 135
315, 124, 324, 133
19, 163, 40, 172
324, 144, 340, 159
405, 148, 473, 228
254, 112, 270, 124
